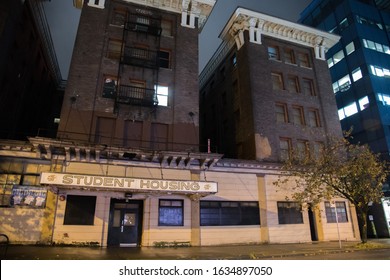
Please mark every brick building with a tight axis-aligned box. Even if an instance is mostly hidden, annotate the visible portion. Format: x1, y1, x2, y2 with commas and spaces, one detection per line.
200, 8, 342, 162
0, 0, 63, 140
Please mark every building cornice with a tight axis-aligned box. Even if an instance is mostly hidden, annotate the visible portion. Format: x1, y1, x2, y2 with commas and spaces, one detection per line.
75, 0, 215, 28
221, 7, 340, 59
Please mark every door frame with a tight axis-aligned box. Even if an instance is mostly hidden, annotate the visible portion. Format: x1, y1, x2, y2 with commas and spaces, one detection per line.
107, 199, 143, 247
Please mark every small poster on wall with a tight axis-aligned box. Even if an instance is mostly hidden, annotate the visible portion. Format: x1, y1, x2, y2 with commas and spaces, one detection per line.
11, 186, 47, 208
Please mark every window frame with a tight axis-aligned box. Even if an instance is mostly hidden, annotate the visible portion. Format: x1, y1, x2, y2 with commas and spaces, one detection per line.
277, 201, 303, 224
200, 201, 260, 226
275, 103, 289, 123
325, 201, 348, 223
268, 45, 280, 60
155, 84, 169, 107
279, 137, 292, 161
158, 199, 184, 226
291, 105, 305, 125
307, 109, 321, 127
158, 49, 171, 69
63, 195, 97, 225
271, 72, 284, 91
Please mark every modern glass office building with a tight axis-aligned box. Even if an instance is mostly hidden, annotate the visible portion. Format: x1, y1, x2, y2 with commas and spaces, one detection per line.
300, 0, 390, 238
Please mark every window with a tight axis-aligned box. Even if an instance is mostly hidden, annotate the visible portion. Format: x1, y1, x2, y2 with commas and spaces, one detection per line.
302, 78, 316, 96
292, 106, 305, 125
287, 76, 300, 93
200, 201, 260, 226
325, 201, 348, 223
155, 85, 168, 106
268, 46, 280, 60
345, 42, 355, 55
312, 141, 324, 160
111, 8, 126, 26
339, 17, 350, 32
271, 73, 284, 91
359, 96, 369, 111
275, 103, 289, 123
296, 140, 310, 161
378, 93, 390, 105
308, 109, 321, 127
284, 48, 295, 64
158, 50, 170, 69
338, 102, 358, 120
352, 67, 363, 82
107, 39, 122, 59
298, 52, 310, 68
279, 138, 292, 161
370, 65, 390, 78
277, 202, 303, 224
159, 199, 183, 226
102, 76, 117, 98
64, 195, 96, 225
333, 74, 351, 93
231, 53, 237, 67
333, 50, 344, 65
161, 19, 172, 36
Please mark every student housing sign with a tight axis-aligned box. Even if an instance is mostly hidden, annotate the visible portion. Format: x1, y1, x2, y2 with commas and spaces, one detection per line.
40, 172, 218, 194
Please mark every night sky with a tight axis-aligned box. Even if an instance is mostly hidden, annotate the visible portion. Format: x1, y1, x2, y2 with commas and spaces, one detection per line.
42, 0, 313, 78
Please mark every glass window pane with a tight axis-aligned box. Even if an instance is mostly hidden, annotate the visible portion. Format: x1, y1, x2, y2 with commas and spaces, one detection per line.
352, 67, 362, 82
345, 42, 355, 55
359, 96, 369, 110
344, 102, 358, 117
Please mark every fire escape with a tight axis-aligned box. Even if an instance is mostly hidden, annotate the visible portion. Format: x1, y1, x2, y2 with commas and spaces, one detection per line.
112, 12, 162, 111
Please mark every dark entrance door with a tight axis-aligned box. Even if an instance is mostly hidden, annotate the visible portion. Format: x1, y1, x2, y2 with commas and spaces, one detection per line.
107, 199, 143, 247
308, 204, 318, 241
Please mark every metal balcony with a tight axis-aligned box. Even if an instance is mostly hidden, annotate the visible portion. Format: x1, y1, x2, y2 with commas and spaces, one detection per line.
126, 14, 162, 36
122, 47, 158, 68
117, 85, 158, 106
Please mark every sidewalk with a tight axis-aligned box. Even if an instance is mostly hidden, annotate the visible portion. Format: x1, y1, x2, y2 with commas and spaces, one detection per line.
2, 239, 390, 260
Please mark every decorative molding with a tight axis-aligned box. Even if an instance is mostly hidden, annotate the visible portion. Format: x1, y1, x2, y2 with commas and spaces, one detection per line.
221, 8, 340, 60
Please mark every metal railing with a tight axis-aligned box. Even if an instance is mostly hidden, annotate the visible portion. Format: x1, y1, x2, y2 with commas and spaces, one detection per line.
117, 85, 158, 106
122, 47, 159, 68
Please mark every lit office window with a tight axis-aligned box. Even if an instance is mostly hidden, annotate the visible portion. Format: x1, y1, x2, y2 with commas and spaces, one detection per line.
333, 74, 351, 93
352, 67, 363, 82
344, 102, 358, 117
345, 42, 355, 55
338, 108, 346, 120
358, 96, 369, 111
378, 93, 390, 106
370, 65, 390, 77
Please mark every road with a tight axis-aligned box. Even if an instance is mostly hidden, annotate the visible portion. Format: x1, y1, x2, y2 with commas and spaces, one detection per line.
280, 248, 390, 260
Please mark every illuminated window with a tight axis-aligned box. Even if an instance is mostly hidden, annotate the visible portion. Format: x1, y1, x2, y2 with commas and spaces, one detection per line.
378, 93, 390, 105
159, 199, 183, 226
345, 41, 355, 55
359, 96, 369, 110
352, 67, 363, 82
155, 85, 168, 106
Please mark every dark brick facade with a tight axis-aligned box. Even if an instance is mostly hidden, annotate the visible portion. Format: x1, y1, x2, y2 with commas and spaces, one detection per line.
59, 0, 200, 152
200, 32, 342, 162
